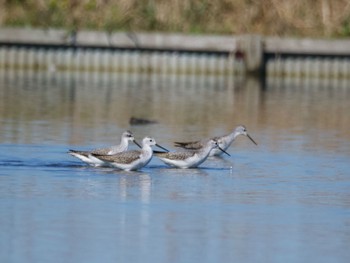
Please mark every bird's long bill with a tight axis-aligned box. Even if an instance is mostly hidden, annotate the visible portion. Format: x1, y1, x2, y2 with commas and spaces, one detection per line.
133, 140, 142, 148
247, 134, 258, 145
218, 146, 231, 157
156, 143, 169, 152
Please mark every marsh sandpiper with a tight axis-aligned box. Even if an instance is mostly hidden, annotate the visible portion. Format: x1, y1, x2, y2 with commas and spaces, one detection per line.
68, 130, 139, 166
174, 125, 257, 157
155, 139, 230, 168
91, 137, 168, 171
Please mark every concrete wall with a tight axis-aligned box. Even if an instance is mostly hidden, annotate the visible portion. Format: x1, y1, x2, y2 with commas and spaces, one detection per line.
1, 27, 350, 78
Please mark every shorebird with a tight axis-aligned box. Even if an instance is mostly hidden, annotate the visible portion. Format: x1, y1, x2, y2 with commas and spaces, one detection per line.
173, 125, 257, 157
91, 137, 168, 171
68, 130, 139, 166
155, 139, 230, 169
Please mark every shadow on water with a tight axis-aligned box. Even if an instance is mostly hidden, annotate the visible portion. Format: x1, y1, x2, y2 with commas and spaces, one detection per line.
1, 69, 349, 149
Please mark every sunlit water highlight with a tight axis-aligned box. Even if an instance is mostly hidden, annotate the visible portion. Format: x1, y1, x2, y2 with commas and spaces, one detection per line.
0, 70, 349, 263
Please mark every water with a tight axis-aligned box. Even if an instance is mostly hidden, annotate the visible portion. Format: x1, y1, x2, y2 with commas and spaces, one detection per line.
0, 70, 350, 263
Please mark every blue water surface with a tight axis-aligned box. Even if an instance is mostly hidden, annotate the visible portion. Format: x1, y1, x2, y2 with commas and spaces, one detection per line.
0, 71, 350, 263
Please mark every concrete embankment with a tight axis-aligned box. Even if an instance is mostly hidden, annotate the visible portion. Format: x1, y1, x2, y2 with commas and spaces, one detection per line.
1, 27, 350, 78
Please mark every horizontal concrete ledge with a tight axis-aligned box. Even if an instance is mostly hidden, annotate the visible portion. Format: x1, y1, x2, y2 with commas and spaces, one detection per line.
0, 27, 238, 52
2, 27, 350, 55
265, 37, 350, 55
